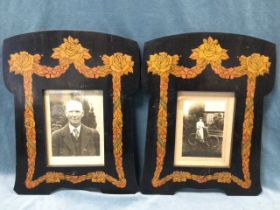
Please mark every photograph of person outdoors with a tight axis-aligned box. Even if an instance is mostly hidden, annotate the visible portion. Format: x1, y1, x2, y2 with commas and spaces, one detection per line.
182, 102, 224, 157
196, 117, 208, 142
51, 98, 100, 156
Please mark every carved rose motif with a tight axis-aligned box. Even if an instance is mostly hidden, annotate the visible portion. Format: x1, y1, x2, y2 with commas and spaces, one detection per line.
190, 37, 229, 65
9, 51, 41, 75
147, 52, 179, 75
239, 53, 270, 77
51, 36, 91, 64
102, 53, 134, 75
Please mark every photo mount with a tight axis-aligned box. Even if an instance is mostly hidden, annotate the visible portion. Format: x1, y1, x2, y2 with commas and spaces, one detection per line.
3, 31, 140, 194
44, 89, 105, 167
140, 33, 276, 195
174, 91, 235, 168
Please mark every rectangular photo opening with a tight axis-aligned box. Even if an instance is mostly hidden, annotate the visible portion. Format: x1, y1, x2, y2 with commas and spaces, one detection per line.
44, 90, 105, 167
174, 91, 235, 168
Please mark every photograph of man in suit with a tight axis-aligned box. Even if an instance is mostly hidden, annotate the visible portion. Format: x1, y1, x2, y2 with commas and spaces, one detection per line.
52, 99, 100, 156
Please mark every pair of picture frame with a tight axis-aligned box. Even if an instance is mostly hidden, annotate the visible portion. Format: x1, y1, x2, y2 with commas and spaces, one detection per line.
2, 31, 275, 195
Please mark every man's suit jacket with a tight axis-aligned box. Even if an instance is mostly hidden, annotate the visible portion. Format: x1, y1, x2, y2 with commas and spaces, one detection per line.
52, 123, 100, 156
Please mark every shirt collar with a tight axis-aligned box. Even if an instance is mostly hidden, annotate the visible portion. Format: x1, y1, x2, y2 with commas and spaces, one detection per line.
68, 124, 81, 134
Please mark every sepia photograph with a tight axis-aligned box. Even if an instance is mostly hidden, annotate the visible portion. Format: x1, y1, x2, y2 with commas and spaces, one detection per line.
44, 90, 105, 167
174, 91, 235, 168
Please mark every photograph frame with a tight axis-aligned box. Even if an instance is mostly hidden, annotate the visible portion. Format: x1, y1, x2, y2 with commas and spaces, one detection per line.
141, 33, 276, 195
3, 31, 140, 194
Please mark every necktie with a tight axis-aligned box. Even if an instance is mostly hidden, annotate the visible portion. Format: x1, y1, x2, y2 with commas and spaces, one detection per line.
73, 128, 79, 140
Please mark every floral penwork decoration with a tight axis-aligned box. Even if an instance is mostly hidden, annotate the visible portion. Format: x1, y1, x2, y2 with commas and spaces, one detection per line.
141, 34, 275, 195
4, 31, 139, 194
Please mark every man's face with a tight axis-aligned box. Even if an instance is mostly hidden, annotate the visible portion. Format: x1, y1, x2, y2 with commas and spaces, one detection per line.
65, 100, 84, 127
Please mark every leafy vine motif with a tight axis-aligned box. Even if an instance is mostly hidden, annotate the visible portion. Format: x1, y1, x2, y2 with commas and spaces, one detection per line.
147, 37, 270, 189
9, 36, 134, 189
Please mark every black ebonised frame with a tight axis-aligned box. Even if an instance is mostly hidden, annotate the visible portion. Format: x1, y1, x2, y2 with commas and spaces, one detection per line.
3, 31, 140, 194
141, 33, 275, 195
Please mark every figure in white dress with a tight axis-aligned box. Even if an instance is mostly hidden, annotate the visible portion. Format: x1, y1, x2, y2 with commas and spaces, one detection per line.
196, 117, 206, 142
